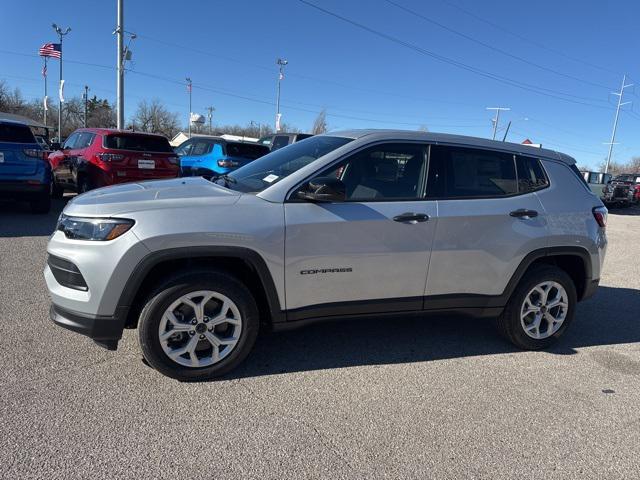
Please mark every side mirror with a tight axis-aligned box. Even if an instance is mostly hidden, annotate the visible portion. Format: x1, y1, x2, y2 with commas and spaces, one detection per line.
297, 176, 346, 202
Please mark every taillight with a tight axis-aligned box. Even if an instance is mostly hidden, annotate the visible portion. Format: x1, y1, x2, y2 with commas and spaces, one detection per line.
592, 206, 607, 228
167, 156, 180, 165
24, 148, 42, 158
97, 153, 125, 162
217, 159, 239, 168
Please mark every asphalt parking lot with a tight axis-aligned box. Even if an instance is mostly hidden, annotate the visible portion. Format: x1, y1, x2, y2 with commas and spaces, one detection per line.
1, 197, 639, 479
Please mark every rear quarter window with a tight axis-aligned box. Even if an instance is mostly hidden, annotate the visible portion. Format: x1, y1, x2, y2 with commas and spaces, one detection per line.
0, 123, 36, 143
104, 134, 173, 152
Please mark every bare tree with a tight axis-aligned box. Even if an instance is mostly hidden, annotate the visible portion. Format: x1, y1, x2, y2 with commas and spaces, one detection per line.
132, 99, 180, 138
311, 109, 328, 135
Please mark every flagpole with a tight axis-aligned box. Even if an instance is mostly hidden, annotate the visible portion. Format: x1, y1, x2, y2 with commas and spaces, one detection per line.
52, 24, 71, 143
43, 57, 47, 127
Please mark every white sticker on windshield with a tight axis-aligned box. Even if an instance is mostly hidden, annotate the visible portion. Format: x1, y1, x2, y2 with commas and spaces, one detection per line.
263, 174, 279, 183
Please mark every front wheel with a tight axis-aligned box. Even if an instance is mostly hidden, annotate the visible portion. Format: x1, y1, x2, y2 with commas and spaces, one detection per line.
497, 265, 577, 350
138, 271, 259, 381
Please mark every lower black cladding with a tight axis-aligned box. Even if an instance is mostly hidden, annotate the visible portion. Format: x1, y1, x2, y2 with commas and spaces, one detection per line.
50, 304, 126, 350
47, 255, 89, 291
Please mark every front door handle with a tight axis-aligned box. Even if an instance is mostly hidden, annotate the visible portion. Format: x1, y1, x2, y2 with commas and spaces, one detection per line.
393, 212, 430, 223
509, 209, 539, 218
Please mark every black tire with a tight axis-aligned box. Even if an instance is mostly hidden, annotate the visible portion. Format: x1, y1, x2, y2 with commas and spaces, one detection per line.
30, 192, 51, 214
497, 265, 577, 350
77, 176, 91, 194
138, 270, 260, 381
51, 181, 64, 199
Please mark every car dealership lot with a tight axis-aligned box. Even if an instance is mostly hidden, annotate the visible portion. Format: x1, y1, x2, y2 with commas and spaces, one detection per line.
1, 199, 639, 479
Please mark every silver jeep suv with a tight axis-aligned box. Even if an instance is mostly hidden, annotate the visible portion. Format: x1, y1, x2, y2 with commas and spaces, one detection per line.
46, 130, 608, 380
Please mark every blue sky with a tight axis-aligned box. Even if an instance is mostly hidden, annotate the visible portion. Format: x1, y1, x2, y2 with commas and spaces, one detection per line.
2, 0, 639, 169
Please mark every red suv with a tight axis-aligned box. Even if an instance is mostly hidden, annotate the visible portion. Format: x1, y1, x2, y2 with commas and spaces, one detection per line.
49, 128, 179, 195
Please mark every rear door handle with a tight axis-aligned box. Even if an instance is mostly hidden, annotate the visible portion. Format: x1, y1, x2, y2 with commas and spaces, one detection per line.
509, 209, 538, 218
393, 212, 430, 223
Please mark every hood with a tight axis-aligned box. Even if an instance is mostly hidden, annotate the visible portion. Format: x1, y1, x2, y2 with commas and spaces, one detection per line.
64, 176, 241, 217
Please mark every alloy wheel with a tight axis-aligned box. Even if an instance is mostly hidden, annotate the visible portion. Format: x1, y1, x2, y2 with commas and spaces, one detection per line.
520, 281, 568, 340
158, 290, 242, 368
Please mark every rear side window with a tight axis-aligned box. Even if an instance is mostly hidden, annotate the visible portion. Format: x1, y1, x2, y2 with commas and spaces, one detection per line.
190, 140, 214, 156
104, 134, 173, 152
427, 145, 517, 198
226, 143, 269, 159
0, 123, 36, 143
516, 156, 549, 193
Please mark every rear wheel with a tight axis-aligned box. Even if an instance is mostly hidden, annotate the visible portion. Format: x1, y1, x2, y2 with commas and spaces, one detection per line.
138, 271, 259, 381
497, 265, 576, 350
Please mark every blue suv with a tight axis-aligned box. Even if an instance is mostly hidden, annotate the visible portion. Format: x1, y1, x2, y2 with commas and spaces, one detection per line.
0, 120, 51, 213
176, 137, 269, 177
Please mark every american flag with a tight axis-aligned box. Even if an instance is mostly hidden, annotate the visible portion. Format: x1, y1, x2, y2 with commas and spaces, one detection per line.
39, 43, 61, 59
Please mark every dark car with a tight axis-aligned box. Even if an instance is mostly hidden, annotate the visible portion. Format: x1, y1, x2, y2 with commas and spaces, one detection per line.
602, 173, 640, 207
0, 120, 51, 213
48, 128, 180, 195
176, 136, 270, 177
266, 132, 314, 151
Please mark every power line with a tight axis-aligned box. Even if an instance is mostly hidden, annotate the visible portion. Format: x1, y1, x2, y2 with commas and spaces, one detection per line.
296, 0, 612, 109
384, 0, 612, 91
438, 0, 621, 77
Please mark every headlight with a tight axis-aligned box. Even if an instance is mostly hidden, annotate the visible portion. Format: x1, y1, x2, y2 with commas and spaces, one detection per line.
57, 214, 134, 241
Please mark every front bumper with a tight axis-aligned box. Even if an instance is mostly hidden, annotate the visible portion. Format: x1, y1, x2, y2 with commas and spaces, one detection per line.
50, 303, 126, 350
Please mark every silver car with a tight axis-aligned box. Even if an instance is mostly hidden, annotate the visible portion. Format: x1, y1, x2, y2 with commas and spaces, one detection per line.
45, 130, 608, 380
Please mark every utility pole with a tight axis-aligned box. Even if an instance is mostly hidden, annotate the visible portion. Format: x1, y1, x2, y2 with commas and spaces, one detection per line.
116, 0, 124, 129
205, 106, 215, 134
186, 77, 193, 138
52, 23, 71, 142
83, 85, 89, 127
604, 74, 633, 174
486, 107, 510, 140
275, 58, 288, 132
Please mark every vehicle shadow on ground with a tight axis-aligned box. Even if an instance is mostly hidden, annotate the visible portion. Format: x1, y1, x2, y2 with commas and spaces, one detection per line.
608, 205, 640, 216
0, 196, 70, 237
225, 285, 640, 380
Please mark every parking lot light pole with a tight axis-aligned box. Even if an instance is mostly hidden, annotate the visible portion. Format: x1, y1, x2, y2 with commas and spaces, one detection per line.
116, 0, 124, 130
52, 23, 71, 142
275, 58, 288, 132
186, 77, 192, 138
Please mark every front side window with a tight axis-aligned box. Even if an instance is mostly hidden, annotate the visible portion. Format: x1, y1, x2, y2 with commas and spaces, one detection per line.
427, 145, 517, 198
175, 140, 193, 156
225, 135, 352, 193
62, 133, 79, 150
314, 143, 427, 201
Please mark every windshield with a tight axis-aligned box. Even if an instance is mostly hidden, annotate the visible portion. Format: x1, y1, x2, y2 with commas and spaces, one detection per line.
221, 135, 353, 192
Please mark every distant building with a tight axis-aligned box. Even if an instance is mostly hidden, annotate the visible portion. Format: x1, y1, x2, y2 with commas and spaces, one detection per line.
521, 138, 542, 148
170, 131, 259, 147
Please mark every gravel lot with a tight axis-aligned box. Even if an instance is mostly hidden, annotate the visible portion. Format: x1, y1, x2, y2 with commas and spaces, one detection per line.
1, 197, 639, 479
